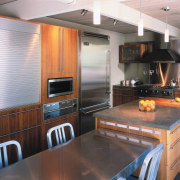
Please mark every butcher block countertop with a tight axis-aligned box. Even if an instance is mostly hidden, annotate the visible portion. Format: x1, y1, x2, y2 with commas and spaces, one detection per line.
135, 97, 180, 108
94, 98, 180, 130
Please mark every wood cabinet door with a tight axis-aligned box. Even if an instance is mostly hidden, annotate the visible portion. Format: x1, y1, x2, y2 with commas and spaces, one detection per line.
0, 126, 41, 166
41, 115, 78, 150
60, 27, 78, 75
41, 24, 60, 74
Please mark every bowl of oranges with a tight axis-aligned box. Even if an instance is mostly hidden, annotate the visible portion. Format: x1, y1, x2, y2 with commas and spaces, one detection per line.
139, 100, 156, 112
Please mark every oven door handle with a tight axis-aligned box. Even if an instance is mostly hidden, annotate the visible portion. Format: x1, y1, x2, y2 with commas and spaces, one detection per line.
81, 105, 110, 115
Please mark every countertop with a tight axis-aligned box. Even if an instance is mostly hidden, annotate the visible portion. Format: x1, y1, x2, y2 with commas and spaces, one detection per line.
0, 129, 158, 180
94, 101, 180, 130
113, 84, 180, 92
113, 84, 142, 88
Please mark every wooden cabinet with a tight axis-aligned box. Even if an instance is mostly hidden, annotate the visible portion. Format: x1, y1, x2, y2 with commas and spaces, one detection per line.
0, 126, 41, 165
60, 27, 78, 74
0, 105, 42, 165
41, 114, 78, 150
119, 44, 147, 63
0, 104, 78, 166
113, 86, 138, 107
41, 24, 78, 104
96, 118, 180, 180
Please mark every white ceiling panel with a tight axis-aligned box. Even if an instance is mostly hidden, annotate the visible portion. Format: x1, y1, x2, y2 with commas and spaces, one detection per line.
49, 10, 148, 34
121, 0, 180, 28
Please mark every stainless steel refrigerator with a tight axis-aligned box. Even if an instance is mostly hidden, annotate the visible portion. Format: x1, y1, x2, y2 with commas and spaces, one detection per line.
79, 32, 110, 135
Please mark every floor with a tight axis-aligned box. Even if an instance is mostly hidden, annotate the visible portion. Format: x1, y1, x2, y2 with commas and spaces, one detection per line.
174, 173, 180, 180
128, 173, 180, 180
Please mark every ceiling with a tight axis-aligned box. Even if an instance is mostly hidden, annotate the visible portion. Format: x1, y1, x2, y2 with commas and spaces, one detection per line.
121, 0, 180, 28
49, 10, 147, 34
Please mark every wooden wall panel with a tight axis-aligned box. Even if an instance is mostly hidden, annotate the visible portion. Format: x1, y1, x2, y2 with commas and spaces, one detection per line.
0, 126, 41, 165
0, 104, 41, 136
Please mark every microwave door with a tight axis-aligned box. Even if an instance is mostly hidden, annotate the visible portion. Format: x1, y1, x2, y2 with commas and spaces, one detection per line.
48, 77, 73, 98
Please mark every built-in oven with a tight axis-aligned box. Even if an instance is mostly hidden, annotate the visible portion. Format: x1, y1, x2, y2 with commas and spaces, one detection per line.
43, 98, 77, 121
48, 77, 73, 98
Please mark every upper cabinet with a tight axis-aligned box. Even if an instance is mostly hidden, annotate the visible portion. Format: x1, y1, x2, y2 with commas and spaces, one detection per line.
119, 43, 150, 63
41, 24, 79, 104
60, 27, 78, 74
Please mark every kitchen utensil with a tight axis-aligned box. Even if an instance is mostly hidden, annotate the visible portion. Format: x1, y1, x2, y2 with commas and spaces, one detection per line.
170, 80, 176, 87
131, 79, 136, 85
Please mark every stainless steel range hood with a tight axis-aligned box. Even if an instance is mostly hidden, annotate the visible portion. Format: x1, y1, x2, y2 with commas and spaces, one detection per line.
143, 34, 180, 63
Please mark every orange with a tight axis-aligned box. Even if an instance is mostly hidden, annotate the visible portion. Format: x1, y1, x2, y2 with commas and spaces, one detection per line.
146, 107, 151, 112
140, 106, 145, 111
151, 105, 155, 110
143, 103, 148, 108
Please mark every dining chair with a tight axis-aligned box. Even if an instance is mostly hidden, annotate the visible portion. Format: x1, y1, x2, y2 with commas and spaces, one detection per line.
0, 140, 22, 168
118, 143, 164, 180
47, 122, 75, 148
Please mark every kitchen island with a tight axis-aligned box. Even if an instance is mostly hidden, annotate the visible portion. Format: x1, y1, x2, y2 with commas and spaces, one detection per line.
94, 100, 180, 180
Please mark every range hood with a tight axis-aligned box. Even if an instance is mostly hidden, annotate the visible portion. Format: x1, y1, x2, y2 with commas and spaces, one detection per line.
142, 34, 180, 63
142, 49, 180, 63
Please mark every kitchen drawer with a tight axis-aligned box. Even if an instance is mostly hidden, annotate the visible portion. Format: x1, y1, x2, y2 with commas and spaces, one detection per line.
167, 156, 180, 180
167, 124, 180, 144
167, 137, 180, 165
113, 88, 134, 95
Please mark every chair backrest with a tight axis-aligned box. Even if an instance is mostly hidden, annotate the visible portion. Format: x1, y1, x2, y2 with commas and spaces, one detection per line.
47, 122, 75, 148
138, 143, 164, 180
0, 140, 22, 168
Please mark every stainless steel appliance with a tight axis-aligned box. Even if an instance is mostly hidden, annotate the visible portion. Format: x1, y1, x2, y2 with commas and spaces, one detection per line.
79, 32, 110, 134
138, 85, 175, 99
43, 98, 77, 121
48, 77, 73, 98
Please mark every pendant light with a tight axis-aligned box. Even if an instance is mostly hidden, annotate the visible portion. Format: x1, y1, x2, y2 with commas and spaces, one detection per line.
93, 0, 101, 25
138, 0, 143, 36
163, 7, 170, 43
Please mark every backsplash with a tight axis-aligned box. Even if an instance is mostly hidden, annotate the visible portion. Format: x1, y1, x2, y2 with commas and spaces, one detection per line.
124, 63, 150, 84
150, 63, 180, 86
124, 63, 180, 86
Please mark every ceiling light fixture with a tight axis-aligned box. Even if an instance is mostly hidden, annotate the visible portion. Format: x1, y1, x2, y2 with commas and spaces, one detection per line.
138, 0, 143, 36
113, 19, 118, 26
93, 0, 101, 25
81, 9, 88, 16
163, 6, 170, 43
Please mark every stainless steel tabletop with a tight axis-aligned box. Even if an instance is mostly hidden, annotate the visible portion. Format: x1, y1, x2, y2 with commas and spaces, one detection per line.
0, 129, 158, 180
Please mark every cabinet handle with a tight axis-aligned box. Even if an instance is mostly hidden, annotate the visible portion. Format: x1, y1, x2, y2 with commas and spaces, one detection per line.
170, 126, 180, 134
60, 28, 62, 72
170, 158, 180, 170
170, 138, 180, 149
62, 28, 65, 72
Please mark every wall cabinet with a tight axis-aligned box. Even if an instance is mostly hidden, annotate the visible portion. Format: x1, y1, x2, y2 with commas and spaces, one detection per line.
113, 86, 138, 107
119, 43, 152, 63
41, 24, 78, 104
60, 27, 78, 74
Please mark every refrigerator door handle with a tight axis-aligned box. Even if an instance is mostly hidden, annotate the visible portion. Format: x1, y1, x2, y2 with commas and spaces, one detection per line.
81, 105, 110, 115
105, 50, 110, 95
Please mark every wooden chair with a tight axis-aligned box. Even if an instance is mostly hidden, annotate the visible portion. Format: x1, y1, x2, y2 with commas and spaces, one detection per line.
0, 140, 22, 168
119, 143, 164, 180
47, 123, 75, 148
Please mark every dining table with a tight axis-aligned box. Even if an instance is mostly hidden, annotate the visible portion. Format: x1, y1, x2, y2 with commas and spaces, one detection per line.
0, 128, 159, 180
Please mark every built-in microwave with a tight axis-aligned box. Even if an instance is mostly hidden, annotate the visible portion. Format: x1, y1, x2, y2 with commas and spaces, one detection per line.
48, 77, 73, 98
